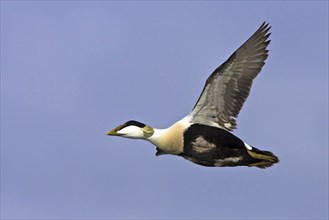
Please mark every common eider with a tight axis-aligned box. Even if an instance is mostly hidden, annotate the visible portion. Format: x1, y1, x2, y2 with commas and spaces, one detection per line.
107, 22, 279, 168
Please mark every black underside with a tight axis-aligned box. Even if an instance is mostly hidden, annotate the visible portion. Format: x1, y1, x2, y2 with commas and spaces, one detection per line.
181, 124, 259, 167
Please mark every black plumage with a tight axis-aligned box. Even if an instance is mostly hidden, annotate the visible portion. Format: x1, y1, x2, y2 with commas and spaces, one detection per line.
182, 124, 278, 168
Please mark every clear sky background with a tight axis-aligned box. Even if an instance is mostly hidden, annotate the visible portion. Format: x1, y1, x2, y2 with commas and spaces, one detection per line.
1, 1, 328, 219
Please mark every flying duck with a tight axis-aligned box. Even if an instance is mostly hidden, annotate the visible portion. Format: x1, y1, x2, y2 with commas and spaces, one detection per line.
107, 22, 279, 168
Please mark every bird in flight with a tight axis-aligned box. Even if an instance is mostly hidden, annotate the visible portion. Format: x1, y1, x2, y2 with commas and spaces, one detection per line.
107, 22, 279, 168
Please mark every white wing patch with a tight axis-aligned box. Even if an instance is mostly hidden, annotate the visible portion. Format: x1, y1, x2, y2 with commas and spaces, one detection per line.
244, 142, 252, 150
192, 136, 216, 153
214, 157, 243, 166
224, 122, 234, 129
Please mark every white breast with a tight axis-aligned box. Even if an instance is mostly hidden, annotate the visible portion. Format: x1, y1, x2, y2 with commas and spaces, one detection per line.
147, 116, 191, 155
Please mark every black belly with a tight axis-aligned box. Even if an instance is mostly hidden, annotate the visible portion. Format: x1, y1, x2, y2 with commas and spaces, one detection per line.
182, 124, 253, 167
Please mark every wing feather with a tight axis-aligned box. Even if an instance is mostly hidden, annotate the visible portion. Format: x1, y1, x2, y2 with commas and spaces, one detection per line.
189, 22, 271, 131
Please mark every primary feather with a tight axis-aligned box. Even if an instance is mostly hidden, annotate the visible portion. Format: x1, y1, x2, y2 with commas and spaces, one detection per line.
190, 22, 271, 131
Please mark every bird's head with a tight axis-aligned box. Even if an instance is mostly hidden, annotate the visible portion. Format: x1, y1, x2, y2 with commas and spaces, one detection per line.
106, 120, 154, 139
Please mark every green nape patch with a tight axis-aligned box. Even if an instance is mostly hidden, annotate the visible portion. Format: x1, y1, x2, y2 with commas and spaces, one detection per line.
142, 125, 154, 138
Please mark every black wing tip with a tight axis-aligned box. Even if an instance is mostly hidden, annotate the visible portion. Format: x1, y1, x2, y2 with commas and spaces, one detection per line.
261, 21, 271, 29
258, 21, 272, 36
264, 33, 271, 41
255, 22, 272, 47
260, 21, 267, 28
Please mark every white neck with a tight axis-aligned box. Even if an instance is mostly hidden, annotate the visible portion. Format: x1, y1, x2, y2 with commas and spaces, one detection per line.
148, 128, 168, 145
147, 116, 191, 155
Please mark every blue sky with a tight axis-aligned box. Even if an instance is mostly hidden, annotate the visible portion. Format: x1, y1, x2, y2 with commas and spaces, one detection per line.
1, 1, 328, 219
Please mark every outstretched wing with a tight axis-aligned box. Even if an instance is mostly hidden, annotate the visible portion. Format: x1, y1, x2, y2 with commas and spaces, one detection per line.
189, 22, 271, 131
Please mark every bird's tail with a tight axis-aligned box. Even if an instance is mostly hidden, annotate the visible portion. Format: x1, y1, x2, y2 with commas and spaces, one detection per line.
247, 147, 279, 169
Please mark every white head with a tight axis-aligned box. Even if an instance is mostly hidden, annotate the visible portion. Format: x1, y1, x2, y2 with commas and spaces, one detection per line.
106, 120, 154, 139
